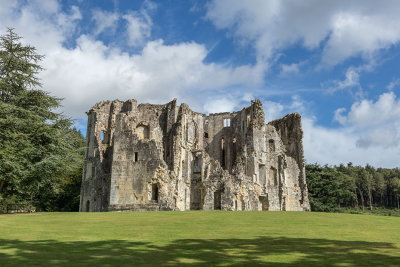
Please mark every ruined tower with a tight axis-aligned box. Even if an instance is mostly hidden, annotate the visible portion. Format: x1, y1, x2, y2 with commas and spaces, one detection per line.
79, 99, 310, 212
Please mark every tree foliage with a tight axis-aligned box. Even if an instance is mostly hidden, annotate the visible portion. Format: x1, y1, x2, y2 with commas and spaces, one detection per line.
306, 163, 400, 212
0, 28, 84, 211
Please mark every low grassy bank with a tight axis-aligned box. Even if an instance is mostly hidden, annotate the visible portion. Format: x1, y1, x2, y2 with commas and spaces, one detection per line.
1, 211, 399, 266
337, 207, 400, 217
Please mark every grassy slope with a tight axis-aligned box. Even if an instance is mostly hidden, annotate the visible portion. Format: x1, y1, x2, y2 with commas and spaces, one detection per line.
0, 211, 399, 266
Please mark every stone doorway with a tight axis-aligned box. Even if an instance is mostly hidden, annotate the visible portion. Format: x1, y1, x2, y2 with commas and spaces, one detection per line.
259, 196, 268, 211
152, 184, 158, 202
214, 192, 222, 210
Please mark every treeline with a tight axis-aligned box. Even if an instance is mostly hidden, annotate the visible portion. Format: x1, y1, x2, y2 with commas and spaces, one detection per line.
306, 163, 400, 212
0, 28, 85, 212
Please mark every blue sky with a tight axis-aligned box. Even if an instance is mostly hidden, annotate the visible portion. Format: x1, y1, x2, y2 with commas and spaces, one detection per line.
1, 0, 400, 167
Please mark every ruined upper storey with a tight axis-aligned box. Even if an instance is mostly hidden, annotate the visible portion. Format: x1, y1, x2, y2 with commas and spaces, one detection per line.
80, 98, 310, 212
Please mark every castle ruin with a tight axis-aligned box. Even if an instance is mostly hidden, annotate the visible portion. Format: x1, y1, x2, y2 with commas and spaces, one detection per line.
79, 99, 310, 212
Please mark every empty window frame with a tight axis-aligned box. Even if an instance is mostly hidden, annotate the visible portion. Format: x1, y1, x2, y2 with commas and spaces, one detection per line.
259, 164, 267, 185
136, 124, 150, 140
269, 139, 275, 153
223, 118, 231, 127
270, 167, 278, 186
152, 184, 159, 202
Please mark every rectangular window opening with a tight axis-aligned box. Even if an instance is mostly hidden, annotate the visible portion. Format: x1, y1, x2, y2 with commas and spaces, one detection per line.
152, 184, 158, 202
223, 118, 231, 127
134, 152, 138, 162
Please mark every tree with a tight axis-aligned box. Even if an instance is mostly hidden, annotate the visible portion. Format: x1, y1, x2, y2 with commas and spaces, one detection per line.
0, 28, 43, 103
0, 28, 85, 211
306, 164, 356, 212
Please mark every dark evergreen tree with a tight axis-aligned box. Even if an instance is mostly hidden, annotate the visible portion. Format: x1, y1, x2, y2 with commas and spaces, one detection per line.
0, 28, 84, 211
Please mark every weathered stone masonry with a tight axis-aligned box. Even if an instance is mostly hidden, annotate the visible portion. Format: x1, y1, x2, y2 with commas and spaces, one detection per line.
79, 99, 310, 212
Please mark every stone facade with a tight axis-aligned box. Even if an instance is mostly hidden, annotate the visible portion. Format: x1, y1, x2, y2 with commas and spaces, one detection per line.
79, 99, 310, 212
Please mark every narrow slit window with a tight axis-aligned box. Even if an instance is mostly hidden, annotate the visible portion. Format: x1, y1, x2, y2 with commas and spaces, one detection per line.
221, 137, 226, 169
134, 152, 138, 162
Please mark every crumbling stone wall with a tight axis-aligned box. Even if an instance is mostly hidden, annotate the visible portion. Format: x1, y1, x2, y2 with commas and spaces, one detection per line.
79, 98, 310, 212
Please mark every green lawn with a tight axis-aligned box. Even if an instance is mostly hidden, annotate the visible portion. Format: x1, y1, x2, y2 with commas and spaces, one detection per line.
0, 211, 399, 266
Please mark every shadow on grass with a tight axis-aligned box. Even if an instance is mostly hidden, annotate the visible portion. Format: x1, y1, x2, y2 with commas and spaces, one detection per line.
0, 236, 399, 266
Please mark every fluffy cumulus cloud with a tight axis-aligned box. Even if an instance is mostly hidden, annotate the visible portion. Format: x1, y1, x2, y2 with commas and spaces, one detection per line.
336, 92, 400, 128
303, 116, 400, 168
206, 0, 400, 66
311, 91, 400, 167
258, 95, 400, 168
0, 0, 263, 120
2, 0, 400, 168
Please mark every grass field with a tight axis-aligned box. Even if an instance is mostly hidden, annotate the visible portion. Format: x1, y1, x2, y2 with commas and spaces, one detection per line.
0, 211, 399, 266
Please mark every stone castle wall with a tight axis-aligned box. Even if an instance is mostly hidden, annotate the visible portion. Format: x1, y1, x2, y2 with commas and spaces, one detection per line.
79, 99, 310, 212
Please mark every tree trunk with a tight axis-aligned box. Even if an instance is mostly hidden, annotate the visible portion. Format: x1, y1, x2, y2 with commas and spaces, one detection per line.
354, 188, 359, 208
368, 187, 373, 211
358, 188, 364, 211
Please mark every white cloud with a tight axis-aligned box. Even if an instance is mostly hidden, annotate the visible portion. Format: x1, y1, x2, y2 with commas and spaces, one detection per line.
203, 97, 238, 114
263, 101, 284, 122
0, 0, 263, 120
123, 13, 151, 48
338, 92, 400, 128
260, 96, 400, 167
334, 108, 347, 125
2, 0, 400, 168
280, 62, 301, 76
206, 0, 400, 66
303, 117, 400, 167
327, 67, 360, 93
387, 78, 400, 91
92, 9, 119, 36
122, 1, 155, 48
331, 91, 400, 152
